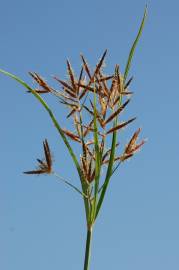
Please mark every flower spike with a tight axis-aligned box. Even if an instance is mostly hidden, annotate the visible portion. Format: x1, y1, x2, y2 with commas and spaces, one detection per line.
24, 139, 53, 175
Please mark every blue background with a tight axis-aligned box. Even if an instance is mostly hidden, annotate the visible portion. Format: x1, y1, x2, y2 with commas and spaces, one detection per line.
1, 0, 179, 269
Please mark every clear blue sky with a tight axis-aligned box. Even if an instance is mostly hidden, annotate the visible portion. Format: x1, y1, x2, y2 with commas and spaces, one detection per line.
1, 0, 179, 269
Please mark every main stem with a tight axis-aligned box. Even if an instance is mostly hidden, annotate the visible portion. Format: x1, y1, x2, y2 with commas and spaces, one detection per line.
83, 226, 93, 270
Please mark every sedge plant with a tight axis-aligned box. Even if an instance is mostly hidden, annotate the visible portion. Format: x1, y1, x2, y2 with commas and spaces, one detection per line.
0, 8, 147, 270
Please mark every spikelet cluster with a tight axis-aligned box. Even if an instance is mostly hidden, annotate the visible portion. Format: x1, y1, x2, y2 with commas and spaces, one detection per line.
26, 51, 145, 182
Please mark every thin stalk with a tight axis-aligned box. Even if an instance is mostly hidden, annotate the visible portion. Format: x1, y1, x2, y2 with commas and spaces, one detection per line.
53, 172, 88, 198
83, 226, 93, 270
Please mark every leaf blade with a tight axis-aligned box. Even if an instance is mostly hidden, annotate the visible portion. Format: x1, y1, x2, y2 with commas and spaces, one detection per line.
0, 69, 90, 221
124, 7, 147, 82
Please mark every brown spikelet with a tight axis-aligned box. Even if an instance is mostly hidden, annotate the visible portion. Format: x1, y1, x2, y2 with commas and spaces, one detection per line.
106, 117, 136, 134
113, 95, 121, 107
120, 91, 133, 95
99, 95, 107, 117
125, 128, 141, 153
98, 117, 105, 129
34, 73, 51, 91
115, 65, 121, 93
23, 169, 46, 175
98, 70, 110, 97
82, 141, 88, 158
60, 99, 79, 109
83, 119, 94, 137
79, 81, 93, 100
93, 50, 107, 77
108, 66, 123, 108
54, 90, 78, 102
98, 75, 113, 82
64, 88, 77, 98
31, 89, 50, 94
94, 77, 106, 99
131, 140, 145, 152
77, 83, 94, 92
104, 99, 130, 125
110, 76, 117, 95
109, 77, 119, 108
66, 60, 77, 92
80, 54, 92, 79
79, 51, 107, 100
124, 76, 133, 89
125, 128, 145, 154
85, 145, 94, 158
77, 67, 84, 95
29, 72, 52, 93
117, 67, 124, 94
62, 128, 81, 142
54, 77, 77, 98
86, 140, 95, 146
81, 157, 88, 177
113, 92, 133, 103
113, 92, 132, 107
66, 108, 78, 118
43, 139, 52, 169
24, 139, 52, 175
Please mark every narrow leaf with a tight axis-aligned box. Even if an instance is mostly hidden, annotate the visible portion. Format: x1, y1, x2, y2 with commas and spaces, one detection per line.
92, 81, 101, 221
0, 69, 90, 221
124, 7, 147, 82
95, 120, 117, 219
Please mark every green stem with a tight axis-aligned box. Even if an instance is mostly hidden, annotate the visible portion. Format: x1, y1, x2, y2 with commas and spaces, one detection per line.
83, 226, 93, 270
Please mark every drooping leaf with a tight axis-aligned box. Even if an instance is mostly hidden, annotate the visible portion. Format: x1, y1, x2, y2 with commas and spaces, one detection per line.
0, 69, 90, 221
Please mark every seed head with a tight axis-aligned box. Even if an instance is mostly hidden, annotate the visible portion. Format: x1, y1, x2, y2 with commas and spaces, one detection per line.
24, 139, 53, 175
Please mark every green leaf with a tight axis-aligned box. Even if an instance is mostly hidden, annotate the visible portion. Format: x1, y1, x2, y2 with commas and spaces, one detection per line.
91, 81, 101, 222
124, 6, 147, 82
0, 69, 90, 220
95, 119, 117, 220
